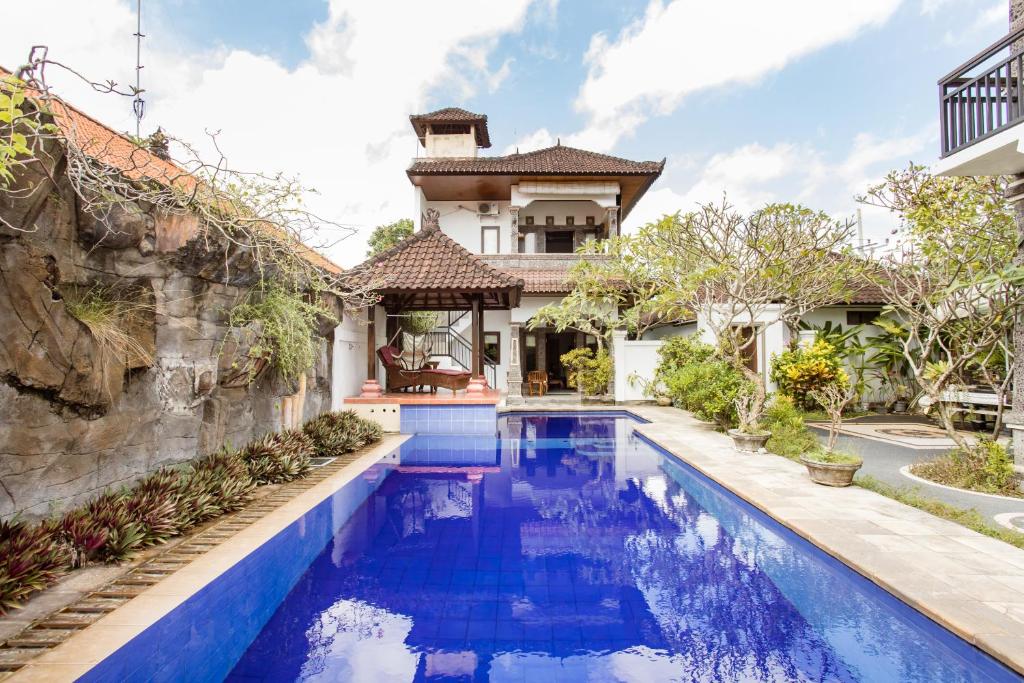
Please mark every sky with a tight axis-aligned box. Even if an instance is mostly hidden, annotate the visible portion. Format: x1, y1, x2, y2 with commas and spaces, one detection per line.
1, 0, 1011, 266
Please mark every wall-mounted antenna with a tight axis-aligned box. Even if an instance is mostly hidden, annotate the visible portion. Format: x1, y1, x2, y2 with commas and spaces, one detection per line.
132, 0, 145, 139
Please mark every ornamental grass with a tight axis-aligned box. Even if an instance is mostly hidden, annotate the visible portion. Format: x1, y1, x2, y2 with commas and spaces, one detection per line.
0, 410, 383, 614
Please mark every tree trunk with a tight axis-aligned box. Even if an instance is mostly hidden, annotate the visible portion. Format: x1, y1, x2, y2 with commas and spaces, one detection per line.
739, 364, 767, 429
934, 398, 971, 452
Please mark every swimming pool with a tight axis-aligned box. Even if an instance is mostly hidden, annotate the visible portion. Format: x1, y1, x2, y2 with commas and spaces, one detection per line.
84, 412, 1020, 682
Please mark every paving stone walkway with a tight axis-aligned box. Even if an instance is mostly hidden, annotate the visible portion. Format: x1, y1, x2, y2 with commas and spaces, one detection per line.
623, 406, 1024, 676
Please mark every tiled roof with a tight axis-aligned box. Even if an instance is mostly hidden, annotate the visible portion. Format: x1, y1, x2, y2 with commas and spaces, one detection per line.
515, 268, 574, 294
349, 224, 524, 293
410, 107, 490, 148
1, 66, 342, 275
407, 144, 665, 177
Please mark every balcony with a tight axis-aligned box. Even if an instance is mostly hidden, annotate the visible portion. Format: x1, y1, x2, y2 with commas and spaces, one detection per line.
936, 27, 1024, 175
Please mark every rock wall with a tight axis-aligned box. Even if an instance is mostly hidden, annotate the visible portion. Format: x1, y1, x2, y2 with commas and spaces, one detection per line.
0, 154, 335, 519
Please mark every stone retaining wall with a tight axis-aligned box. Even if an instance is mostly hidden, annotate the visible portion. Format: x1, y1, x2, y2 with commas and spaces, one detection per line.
0, 151, 334, 519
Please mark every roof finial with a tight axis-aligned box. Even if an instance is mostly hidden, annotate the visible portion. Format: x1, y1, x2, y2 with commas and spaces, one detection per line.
556, 137, 561, 146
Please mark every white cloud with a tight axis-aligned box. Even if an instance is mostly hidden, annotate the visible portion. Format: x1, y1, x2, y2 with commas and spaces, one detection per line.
572, 0, 903, 151
623, 125, 935, 252
2, 0, 542, 265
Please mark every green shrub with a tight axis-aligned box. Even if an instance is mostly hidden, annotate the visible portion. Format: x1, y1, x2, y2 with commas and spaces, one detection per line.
0, 519, 67, 614
228, 284, 337, 382
770, 340, 847, 409
560, 348, 612, 396
240, 429, 315, 484
655, 336, 716, 383
761, 395, 821, 460
911, 438, 1020, 497
664, 359, 749, 428
181, 449, 255, 524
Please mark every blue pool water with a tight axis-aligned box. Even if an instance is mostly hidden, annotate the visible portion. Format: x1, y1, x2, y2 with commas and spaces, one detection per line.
213, 413, 1018, 682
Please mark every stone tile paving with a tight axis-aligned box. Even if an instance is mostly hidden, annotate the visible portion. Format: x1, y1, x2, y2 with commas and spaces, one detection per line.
619, 405, 1024, 676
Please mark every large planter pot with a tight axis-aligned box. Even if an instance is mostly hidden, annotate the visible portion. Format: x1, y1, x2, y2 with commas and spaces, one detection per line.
892, 400, 908, 414
656, 396, 673, 407
728, 429, 770, 453
800, 456, 863, 487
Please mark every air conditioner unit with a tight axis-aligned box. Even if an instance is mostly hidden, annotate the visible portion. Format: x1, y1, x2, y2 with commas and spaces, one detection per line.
477, 202, 499, 216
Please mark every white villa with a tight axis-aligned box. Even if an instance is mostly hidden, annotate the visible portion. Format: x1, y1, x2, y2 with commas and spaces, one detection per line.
334, 107, 898, 411
340, 107, 665, 404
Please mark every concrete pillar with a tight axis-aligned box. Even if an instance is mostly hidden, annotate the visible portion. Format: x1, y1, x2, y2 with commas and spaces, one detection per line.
605, 206, 620, 239
467, 295, 486, 396
360, 305, 383, 397
507, 323, 524, 405
510, 206, 521, 254
536, 329, 547, 378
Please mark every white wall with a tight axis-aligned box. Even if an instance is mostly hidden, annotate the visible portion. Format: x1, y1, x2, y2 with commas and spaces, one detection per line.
613, 334, 664, 402
697, 306, 787, 391
423, 200, 511, 254
519, 200, 605, 226
332, 309, 368, 408
645, 321, 697, 340
511, 296, 566, 324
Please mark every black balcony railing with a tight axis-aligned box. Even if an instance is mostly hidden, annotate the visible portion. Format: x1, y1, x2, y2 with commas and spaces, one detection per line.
940, 27, 1024, 158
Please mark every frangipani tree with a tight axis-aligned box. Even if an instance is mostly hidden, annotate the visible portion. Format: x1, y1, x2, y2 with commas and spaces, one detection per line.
530, 234, 685, 346
637, 199, 862, 429
861, 166, 1021, 450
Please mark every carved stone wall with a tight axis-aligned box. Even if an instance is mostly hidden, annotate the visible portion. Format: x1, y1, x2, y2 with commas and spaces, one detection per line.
0, 155, 334, 519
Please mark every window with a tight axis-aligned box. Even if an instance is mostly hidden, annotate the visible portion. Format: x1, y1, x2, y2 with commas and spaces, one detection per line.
481, 226, 499, 254
525, 216, 535, 225
545, 216, 555, 226
586, 216, 596, 226
566, 216, 575, 226
846, 310, 881, 325
524, 334, 537, 371
517, 235, 526, 253
545, 230, 574, 253
484, 332, 500, 364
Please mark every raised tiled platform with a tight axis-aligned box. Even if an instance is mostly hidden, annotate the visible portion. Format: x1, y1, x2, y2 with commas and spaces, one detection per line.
344, 389, 501, 405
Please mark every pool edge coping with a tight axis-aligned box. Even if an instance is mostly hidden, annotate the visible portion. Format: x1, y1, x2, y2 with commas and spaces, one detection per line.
626, 406, 1024, 677
6, 434, 411, 683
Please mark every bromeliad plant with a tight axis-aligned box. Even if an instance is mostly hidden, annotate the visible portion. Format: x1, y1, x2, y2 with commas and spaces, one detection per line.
0, 409, 384, 614
303, 410, 383, 458
239, 429, 315, 485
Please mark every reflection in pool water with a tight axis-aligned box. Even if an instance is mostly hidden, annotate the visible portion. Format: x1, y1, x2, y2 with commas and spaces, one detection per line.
228, 413, 1018, 682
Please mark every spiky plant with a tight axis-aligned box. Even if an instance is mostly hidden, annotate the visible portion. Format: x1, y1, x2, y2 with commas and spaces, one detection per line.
239, 429, 314, 485
182, 449, 255, 522
302, 410, 379, 457
57, 508, 110, 568
79, 491, 146, 563
124, 470, 182, 546
0, 519, 68, 614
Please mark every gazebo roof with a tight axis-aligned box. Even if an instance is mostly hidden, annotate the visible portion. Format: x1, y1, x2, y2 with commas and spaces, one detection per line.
347, 210, 523, 310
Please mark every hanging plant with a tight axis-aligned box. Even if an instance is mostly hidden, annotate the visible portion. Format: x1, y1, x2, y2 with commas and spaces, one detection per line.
227, 283, 337, 382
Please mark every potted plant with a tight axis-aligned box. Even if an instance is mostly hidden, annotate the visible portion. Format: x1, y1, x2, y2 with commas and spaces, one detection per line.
800, 383, 862, 486
728, 388, 771, 452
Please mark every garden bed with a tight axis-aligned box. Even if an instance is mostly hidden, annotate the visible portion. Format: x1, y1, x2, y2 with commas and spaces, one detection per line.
909, 446, 1023, 500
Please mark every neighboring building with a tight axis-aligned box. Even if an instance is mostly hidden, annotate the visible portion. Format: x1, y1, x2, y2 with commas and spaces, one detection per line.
347, 107, 665, 398
931, 2, 1024, 464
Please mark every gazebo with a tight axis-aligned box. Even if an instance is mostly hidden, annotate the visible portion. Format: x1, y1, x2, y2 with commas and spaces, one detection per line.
345, 209, 524, 399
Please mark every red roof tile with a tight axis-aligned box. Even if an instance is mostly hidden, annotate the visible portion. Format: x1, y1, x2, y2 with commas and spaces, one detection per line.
407, 144, 665, 177
1, 66, 343, 275
348, 222, 524, 295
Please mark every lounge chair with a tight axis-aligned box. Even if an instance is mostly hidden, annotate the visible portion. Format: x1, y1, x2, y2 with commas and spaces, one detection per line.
377, 346, 472, 393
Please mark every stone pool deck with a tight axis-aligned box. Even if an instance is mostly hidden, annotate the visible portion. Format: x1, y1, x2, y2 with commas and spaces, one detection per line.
508, 403, 1024, 675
